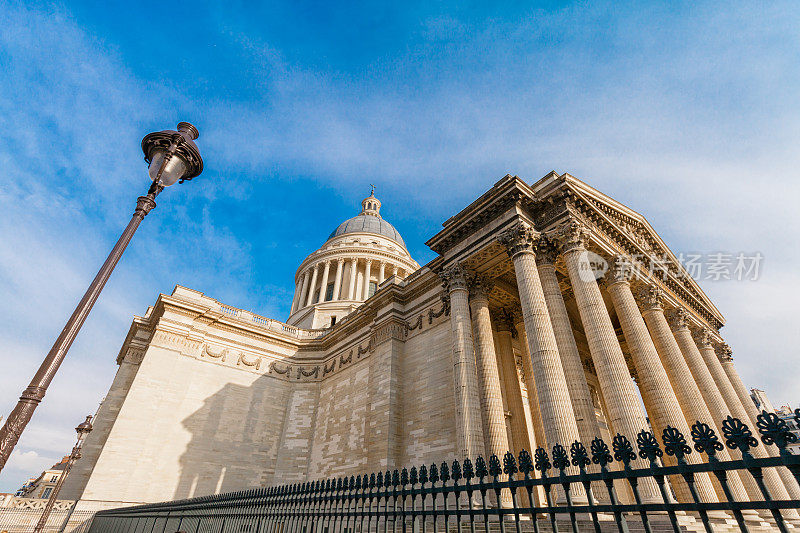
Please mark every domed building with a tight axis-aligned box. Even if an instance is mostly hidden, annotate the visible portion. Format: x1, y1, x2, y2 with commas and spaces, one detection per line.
287, 190, 419, 329
60, 173, 788, 531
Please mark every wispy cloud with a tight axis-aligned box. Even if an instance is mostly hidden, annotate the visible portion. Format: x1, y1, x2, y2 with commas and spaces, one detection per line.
1, 0, 799, 492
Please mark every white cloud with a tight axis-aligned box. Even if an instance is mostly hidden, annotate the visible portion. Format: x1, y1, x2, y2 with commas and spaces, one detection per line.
4, 450, 58, 481
1, 0, 800, 492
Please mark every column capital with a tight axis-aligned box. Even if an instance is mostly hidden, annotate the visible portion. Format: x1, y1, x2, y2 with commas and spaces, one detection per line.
492, 307, 517, 335
716, 343, 734, 362
468, 274, 494, 301
692, 327, 713, 348
665, 307, 689, 330
364, 258, 373, 265
552, 218, 590, 254
440, 263, 470, 292
534, 235, 560, 265
634, 284, 664, 312
498, 221, 541, 258
337, 257, 346, 265
604, 255, 635, 287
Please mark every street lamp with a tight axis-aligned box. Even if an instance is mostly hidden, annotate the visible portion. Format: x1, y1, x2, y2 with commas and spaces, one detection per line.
33, 416, 93, 533
0, 123, 203, 472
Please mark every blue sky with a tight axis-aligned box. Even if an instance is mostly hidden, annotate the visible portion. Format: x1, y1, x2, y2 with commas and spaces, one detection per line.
1, 1, 799, 491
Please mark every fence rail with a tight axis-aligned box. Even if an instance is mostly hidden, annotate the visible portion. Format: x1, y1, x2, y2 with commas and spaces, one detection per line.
89, 412, 800, 533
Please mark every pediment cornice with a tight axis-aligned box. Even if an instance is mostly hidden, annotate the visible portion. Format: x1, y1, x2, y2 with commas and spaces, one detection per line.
550, 176, 724, 330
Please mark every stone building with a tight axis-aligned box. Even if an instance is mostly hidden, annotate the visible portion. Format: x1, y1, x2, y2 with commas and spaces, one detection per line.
59, 172, 800, 519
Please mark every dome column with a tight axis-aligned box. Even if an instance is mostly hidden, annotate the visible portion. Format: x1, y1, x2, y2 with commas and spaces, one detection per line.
317, 260, 331, 303
305, 263, 320, 307
378, 261, 386, 285
290, 272, 304, 314
332, 258, 345, 301
348, 258, 358, 300
298, 269, 311, 310
362, 259, 373, 300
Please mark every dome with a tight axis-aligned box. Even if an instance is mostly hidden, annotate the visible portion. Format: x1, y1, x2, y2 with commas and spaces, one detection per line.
326, 189, 407, 249
327, 215, 406, 248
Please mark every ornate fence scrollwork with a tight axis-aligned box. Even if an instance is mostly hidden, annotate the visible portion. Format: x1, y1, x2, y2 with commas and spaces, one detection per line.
89, 416, 800, 533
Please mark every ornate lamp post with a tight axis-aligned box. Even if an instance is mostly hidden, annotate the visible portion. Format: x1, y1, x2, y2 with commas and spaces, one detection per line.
33, 416, 93, 533
0, 123, 204, 472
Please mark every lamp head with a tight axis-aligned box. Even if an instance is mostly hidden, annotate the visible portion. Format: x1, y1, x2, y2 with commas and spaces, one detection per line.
75, 415, 93, 436
141, 122, 204, 186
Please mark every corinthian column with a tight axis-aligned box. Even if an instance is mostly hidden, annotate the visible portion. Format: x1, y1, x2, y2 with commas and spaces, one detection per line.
535, 238, 602, 446
670, 312, 797, 514
362, 259, 373, 300
298, 268, 311, 309
494, 310, 532, 457
553, 220, 659, 502
716, 346, 800, 500
441, 265, 485, 461
604, 261, 717, 505
696, 334, 800, 500
468, 275, 512, 506
317, 260, 331, 303
332, 258, 345, 301
305, 263, 320, 307
498, 221, 586, 502
290, 273, 304, 314
347, 258, 358, 300
639, 287, 754, 508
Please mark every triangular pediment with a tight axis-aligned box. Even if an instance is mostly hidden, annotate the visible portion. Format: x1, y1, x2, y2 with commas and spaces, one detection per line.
557, 174, 724, 329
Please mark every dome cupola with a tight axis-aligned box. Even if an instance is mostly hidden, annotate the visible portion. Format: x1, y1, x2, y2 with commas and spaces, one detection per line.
287, 188, 419, 329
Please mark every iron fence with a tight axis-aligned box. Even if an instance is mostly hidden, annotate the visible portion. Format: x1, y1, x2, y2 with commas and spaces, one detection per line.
89, 412, 800, 533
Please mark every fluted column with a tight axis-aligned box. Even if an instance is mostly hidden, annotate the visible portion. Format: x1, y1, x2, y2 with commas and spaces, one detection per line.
639, 288, 755, 510
441, 265, 485, 461
298, 269, 311, 310
605, 261, 717, 504
347, 258, 358, 300
716, 346, 800, 500
305, 263, 320, 307
494, 311, 532, 456
393, 265, 399, 278
317, 260, 331, 303
514, 317, 546, 452
553, 220, 659, 502
378, 261, 386, 285
535, 239, 602, 445
332, 258, 345, 301
362, 259, 373, 300
671, 312, 797, 513
468, 276, 512, 506
290, 273, 304, 314
498, 222, 586, 502
696, 335, 800, 500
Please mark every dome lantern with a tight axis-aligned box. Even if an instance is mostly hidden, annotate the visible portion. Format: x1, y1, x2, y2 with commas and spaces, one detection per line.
360, 185, 381, 218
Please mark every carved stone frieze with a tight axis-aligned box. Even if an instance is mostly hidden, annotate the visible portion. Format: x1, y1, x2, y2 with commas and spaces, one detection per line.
152, 330, 203, 355
202, 344, 228, 361
237, 352, 262, 370
373, 320, 406, 344
122, 347, 145, 365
